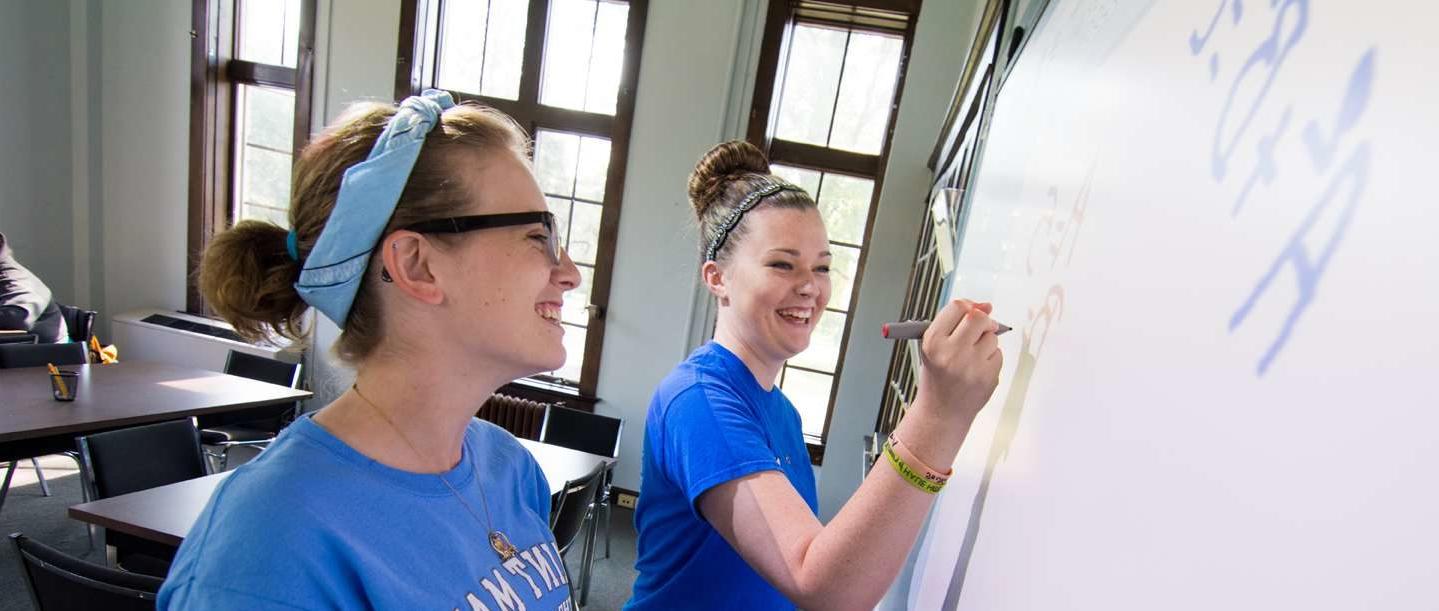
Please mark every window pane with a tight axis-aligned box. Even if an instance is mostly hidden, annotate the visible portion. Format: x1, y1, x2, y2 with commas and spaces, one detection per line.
585, 1, 629, 114
534, 130, 580, 197
817, 173, 873, 245
436, 0, 487, 94
553, 323, 587, 382
829, 243, 861, 309
480, 0, 528, 99
562, 265, 594, 325
541, 0, 629, 115
540, 0, 598, 111
547, 196, 573, 244
567, 201, 603, 265
575, 136, 611, 202
235, 84, 294, 228
243, 85, 294, 151
780, 367, 834, 438
771, 164, 821, 196
790, 311, 845, 373
829, 31, 902, 154
437, 0, 527, 99
241, 203, 288, 227
773, 24, 847, 147
237, 0, 299, 67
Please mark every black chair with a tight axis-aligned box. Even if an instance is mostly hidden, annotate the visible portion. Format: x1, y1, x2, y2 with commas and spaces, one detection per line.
0, 341, 87, 369
10, 532, 162, 611
57, 304, 97, 344
0, 332, 38, 345
196, 350, 303, 471
0, 342, 89, 507
548, 463, 605, 607
77, 419, 209, 577
541, 405, 623, 559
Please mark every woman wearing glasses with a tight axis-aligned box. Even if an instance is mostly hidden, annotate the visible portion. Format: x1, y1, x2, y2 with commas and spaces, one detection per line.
625, 141, 1005, 610
160, 91, 582, 609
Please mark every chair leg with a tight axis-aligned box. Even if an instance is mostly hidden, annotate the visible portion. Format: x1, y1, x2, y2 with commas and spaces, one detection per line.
0, 462, 16, 516
579, 507, 598, 607
31, 458, 51, 497
602, 497, 612, 559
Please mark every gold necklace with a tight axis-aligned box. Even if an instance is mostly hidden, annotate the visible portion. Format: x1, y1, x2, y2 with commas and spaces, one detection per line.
351, 383, 519, 562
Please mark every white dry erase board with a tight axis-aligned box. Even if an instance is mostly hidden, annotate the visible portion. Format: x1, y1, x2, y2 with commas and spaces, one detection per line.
899, 1, 1439, 609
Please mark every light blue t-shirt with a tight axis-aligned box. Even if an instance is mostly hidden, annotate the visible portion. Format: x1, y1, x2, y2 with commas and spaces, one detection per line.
159, 415, 574, 610
625, 341, 818, 610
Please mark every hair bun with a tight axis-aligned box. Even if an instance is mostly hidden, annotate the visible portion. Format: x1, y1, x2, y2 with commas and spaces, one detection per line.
687, 140, 771, 218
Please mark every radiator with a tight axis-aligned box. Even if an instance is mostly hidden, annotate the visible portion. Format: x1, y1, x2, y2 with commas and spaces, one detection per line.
477, 393, 547, 440
110, 309, 300, 373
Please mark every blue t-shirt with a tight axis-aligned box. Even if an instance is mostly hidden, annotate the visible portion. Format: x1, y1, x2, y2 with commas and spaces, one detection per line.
625, 341, 817, 610
159, 415, 574, 610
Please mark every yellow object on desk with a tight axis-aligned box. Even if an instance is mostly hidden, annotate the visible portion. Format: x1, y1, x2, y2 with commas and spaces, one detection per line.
46, 362, 69, 398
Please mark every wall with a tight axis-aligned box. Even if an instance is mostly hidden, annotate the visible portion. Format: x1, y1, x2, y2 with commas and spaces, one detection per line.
814, 0, 980, 519
96, 0, 190, 333
591, 0, 757, 492
0, 0, 75, 305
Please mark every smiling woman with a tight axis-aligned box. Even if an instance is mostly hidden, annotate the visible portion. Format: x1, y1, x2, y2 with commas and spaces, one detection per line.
160, 91, 585, 609
626, 141, 1006, 610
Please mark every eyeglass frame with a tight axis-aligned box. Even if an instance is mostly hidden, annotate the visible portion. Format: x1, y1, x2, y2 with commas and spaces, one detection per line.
397, 211, 563, 266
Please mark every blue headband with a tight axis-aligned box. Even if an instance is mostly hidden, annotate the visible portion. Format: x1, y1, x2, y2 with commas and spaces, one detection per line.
294, 89, 455, 327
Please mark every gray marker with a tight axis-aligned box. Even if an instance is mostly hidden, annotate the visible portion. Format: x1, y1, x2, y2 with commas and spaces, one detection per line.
882, 319, 1012, 340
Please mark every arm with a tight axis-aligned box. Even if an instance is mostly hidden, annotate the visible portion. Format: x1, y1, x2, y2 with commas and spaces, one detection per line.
699, 300, 1004, 610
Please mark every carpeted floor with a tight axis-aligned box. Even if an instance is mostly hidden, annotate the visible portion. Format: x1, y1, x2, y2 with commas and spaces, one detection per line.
0, 453, 639, 610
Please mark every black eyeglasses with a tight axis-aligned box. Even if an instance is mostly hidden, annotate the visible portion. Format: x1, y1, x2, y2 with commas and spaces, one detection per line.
400, 211, 562, 265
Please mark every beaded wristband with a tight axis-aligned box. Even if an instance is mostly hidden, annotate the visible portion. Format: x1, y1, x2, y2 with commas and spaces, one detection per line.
884, 440, 945, 494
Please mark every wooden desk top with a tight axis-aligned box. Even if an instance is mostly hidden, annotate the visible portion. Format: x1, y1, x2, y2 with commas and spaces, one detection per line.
69, 436, 614, 547
0, 361, 312, 444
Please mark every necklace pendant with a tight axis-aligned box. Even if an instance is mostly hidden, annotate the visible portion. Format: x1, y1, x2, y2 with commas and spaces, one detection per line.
489, 530, 518, 562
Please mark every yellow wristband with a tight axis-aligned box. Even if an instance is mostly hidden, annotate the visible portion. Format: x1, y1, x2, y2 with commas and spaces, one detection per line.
888, 432, 951, 485
884, 440, 945, 494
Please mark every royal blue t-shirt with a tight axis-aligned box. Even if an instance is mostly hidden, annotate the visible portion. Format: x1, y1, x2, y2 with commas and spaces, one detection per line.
625, 341, 818, 610
159, 415, 575, 610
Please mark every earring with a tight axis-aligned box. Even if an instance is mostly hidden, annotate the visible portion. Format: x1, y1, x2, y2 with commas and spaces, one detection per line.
380, 268, 394, 283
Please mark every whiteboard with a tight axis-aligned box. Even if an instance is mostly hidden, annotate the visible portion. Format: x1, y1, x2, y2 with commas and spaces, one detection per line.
903, 1, 1439, 609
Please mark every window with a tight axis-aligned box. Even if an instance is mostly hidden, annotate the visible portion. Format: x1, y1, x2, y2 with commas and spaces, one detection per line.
188, 0, 316, 312
398, 0, 648, 401
749, 0, 919, 461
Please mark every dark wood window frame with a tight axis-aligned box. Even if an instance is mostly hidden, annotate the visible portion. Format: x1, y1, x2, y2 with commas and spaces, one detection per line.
396, 0, 649, 410
748, 0, 921, 465
187, 0, 317, 314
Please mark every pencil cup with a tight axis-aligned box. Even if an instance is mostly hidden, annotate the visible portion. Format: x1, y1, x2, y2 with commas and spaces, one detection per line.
50, 372, 79, 402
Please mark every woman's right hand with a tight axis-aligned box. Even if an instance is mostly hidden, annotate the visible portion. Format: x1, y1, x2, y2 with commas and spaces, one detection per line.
916, 298, 1004, 422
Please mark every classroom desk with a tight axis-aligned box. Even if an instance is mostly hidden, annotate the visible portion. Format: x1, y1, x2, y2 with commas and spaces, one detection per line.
0, 361, 312, 464
68, 438, 616, 547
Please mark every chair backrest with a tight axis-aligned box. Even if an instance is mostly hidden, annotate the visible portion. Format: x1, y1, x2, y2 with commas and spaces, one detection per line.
77, 419, 208, 500
540, 405, 623, 458
196, 350, 303, 432
225, 350, 303, 387
9, 532, 162, 611
548, 463, 606, 555
57, 304, 97, 344
0, 341, 88, 368
0, 332, 38, 345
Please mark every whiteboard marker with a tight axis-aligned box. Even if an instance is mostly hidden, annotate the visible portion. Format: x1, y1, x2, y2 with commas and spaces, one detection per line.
881, 319, 1012, 340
